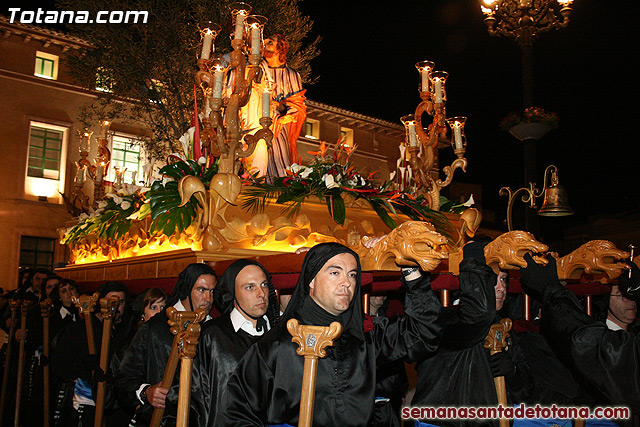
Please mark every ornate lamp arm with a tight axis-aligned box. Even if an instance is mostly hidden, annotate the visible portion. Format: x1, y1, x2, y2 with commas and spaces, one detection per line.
499, 183, 543, 231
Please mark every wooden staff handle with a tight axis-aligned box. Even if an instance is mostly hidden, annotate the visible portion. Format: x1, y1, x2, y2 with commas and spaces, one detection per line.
14, 300, 32, 427
0, 300, 20, 426
287, 319, 343, 427
94, 296, 119, 427
40, 299, 53, 427
484, 319, 512, 427
176, 321, 204, 427
150, 307, 207, 427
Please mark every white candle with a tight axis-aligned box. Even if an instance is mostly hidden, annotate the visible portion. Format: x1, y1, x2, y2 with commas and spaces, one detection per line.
200, 31, 214, 60
408, 122, 418, 147
96, 164, 104, 183
80, 134, 88, 151
251, 26, 260, 56
76, 167, 86, 185
453, 124, 463, 150
262, 88, 270, 118
213, 68, 224, 99
421, 70, 429, 92
234, 13, 245, 40
434, 78, 443, 103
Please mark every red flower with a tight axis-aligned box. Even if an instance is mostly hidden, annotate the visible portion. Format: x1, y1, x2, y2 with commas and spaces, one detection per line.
282, 177, 293, 186
363, 314, 374, 332
300, 180, 308, 186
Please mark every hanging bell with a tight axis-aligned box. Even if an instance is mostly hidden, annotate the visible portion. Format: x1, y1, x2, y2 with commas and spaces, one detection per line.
538, 184, 574, 216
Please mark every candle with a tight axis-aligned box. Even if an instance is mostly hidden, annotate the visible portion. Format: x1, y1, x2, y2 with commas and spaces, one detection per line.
80, 133, 89, 151
251, 25, 260, 56
262, 87, 271, 118
453, 124, 463, 150
408, 122, 418, 147
200, 30, 214, 60
234, 12, 245, 40
100, 121, 110, 139
96, 164, 104, 183
212, 68, 224, 99
421, 69, 429, 93
76, 167, 86, 185
434, 78, 443, 103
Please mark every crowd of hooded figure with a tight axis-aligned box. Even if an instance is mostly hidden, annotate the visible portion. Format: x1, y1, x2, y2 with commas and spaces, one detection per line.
0, 239, 638, 427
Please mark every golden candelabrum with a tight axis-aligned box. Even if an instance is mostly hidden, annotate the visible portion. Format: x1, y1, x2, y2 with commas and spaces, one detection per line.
399, 60, 468, 210
195, 2, 273, 179
499, 164, 573, 231
480, 0, 574, 46
69, 120, 112, 213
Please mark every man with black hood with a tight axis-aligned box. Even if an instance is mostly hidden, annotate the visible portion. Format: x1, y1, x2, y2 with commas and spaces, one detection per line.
187, 259, 279, 426
114, 263, 216, 425
50, 281, 131, 426
216, 242, 443, 426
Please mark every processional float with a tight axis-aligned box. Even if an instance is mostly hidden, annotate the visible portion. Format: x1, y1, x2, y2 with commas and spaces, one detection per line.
55, 1, 633, 425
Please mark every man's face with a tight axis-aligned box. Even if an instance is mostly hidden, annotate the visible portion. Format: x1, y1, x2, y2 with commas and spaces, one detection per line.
309, 253, 358, 316
59, 284, 78, 307
45, 278, 59, 298
369, 296, 387, 311
32, 273, 47, 292
609, 285, 637, 326
495, 271, 508, 311
104, 291, 126, 324
234, 265, 269, 320
263, 37, 279, 59
187, 274, 217, 312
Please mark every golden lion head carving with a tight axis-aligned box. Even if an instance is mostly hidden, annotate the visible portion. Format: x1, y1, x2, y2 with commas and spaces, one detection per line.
483, 230, 549, 274
556, 240, 630, 280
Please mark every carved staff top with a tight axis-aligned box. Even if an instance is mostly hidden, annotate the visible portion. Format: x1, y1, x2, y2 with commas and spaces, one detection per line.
484, 318, 512, 355
167, 307, 207, 360
40, 298, 53, 318
99, 296, 120, 320
72, 293, 100, 315
9, 299, 21, 315
287, 318, 343, 359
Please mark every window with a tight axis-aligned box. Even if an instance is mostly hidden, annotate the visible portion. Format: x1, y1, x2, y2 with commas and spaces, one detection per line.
304, 118, 320, 139
25, 121, 69, 202
34, 51, 59, 80
109, 135, 143, 184
28, 126, 63, 179
340, 127, 354, 147
19, 236, 55, 270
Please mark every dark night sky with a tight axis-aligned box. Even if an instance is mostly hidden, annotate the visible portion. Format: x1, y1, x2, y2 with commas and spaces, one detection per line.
298, 0, 639, 233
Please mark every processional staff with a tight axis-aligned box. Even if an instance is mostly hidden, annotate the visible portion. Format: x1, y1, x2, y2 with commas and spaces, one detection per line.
94, 296, 119, 427
14, 300, 32, 427
175, 312, 207, 427
71, 293, 100, 355
150, 307, 207, 427
484, 319, 512, 427
40, 298, 54, 427
0, 300, 20, 426
287, 319, 343, 427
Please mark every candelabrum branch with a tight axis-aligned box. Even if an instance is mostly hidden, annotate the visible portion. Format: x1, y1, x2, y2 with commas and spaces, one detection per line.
499, 183, 543, 231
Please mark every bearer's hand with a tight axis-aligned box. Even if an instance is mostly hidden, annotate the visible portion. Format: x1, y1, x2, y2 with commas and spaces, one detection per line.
146, 383, 169, 409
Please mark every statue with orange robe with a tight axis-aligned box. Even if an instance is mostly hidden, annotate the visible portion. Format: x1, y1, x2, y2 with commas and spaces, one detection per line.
245, 33, 306, 178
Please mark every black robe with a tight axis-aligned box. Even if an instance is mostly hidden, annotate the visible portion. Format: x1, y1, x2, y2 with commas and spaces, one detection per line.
216, 272, 442, 427
189, 315, 262, 426
407, 258, 532, 427
540, 281, 640, 415
113, 307, 175, 423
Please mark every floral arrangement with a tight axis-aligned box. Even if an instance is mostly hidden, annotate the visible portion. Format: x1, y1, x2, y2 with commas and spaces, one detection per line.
242, 140, 456, 238
499, 107, 559, 131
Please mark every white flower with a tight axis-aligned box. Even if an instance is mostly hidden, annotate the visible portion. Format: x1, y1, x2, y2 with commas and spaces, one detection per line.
300, 167, 313, 178
178, 127, 195, 157
389, 171, 396, 181
289, 163, 303, 174
96, 200, 108, 210
322, 174, 339, 189
78, 212, 89, 221
198, 156, 207, 165
120, 201, 132, 210
162, 177, 175, 186
463, 194, 475, 206
111, 194, 123, 205
399, 144, 406, 159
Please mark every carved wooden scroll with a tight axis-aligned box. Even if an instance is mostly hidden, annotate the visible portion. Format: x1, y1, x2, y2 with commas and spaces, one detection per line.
287, 319, 343, 427
175, 309, 207, 427
0, 300, 20, 423
94, 296, 119, 427
150, 307, 207, 427
40, 299, 54, 427
484, 318, 512, 427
